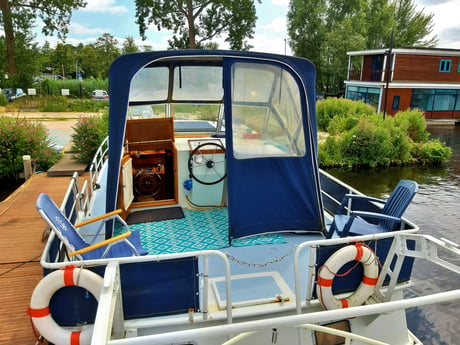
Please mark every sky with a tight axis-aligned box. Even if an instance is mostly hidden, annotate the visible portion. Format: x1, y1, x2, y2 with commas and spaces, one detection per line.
30, 0, 460, 54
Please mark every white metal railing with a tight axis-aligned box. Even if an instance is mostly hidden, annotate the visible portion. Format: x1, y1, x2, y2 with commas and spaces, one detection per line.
294, 232, 460, 314
97, 287, 460, 345
93, 262, 389, 345
87, 232, 460, 345
89, 136, 109, 193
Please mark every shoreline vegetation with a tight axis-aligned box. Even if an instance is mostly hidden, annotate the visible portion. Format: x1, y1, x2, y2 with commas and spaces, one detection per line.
317, 98, 451, 168
0, 97, 452, 202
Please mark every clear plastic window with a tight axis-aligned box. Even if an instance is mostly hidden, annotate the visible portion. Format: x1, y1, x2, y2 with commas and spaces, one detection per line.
173, 66, 223, 101
231, 62, 306, 159
129, 67, 169, 101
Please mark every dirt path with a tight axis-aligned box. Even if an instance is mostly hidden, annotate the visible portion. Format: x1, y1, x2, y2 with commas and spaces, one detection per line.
2, 111, 101, 148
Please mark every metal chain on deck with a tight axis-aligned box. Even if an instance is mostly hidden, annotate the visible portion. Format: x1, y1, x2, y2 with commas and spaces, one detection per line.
225, 246, 297, 267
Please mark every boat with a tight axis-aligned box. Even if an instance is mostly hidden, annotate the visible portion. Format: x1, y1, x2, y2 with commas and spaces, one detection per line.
31, 50, 460, 345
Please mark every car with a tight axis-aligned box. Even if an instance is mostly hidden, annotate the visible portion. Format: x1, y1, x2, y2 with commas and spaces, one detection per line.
127, 105, 156, 119
91, 90, 109, 100
2, 88, 26, 101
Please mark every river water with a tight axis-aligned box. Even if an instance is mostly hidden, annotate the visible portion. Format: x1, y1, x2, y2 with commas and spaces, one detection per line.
325, 125, 460, 345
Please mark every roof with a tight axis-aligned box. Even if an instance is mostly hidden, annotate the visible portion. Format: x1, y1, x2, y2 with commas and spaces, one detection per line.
347, 47, 460, 57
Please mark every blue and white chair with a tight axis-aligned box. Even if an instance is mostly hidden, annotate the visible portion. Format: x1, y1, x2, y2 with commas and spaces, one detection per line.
36, 193, 148, 259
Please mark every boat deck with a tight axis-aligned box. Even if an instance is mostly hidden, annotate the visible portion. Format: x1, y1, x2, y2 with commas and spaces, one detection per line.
0, 172, 88, 344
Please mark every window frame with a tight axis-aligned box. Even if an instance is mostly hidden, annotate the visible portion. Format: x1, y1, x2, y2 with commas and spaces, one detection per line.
439, 59, 452, 73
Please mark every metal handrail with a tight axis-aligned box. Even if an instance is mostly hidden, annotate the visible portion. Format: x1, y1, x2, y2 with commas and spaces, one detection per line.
89, 136, 109, 193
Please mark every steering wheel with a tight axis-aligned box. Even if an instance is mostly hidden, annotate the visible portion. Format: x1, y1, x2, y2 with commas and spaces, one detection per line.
188, 142, 226, 185
134, 169, 162, 196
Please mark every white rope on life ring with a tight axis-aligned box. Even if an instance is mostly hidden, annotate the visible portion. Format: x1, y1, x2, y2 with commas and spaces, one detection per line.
28, 265, 103, 345
316, 243, 379, 310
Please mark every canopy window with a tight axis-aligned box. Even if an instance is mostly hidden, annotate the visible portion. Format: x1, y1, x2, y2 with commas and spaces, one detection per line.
225, 60, 324, 239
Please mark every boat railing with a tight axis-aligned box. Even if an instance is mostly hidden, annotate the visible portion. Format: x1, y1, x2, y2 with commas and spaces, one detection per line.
91, 233, 460, 345
92, 262, 392, 345
319, 169, 418, 231
41, 248, 234, 321
294, 232, 460, 313
89, 135, 109, 193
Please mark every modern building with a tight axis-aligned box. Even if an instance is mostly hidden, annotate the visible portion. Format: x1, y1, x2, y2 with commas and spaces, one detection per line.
345, 48, 460, 119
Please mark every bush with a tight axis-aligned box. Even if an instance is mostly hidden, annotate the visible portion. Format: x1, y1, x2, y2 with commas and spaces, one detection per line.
0, 93, 8, 106
0, 116, 61, 180
412, 139, 452, 165
316, 98, 375, 131
317, 103, 451, 168
390, 109, 429, 143
340, 118, 393, 167
35, 78, 108, 98
6, 95, 108, 112
71, 111, 108, 164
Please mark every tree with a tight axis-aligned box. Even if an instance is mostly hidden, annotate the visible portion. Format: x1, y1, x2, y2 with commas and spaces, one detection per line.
122, 36, 140, 55
0, 0, 86, 76
287, 0, 437, 93
94, 33, 120, 79
50, 43, 75, 78
134, 0, 260, 50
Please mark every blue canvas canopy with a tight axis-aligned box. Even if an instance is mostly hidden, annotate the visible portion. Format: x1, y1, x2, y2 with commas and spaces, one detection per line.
106, 50, 325, 239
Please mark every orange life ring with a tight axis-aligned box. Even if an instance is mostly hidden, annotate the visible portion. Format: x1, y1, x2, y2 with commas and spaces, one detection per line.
28, 266, 103, 345
316, 243, 379, 310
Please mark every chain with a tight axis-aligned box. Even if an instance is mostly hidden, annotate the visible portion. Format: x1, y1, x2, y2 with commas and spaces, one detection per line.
225, 246, 297, 268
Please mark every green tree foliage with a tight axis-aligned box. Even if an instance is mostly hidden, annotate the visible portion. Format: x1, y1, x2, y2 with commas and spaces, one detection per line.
122, 36, 140, 55
317, 99, 451, 168
135, 0, 260, 50
288, 0, 437, 93
0, 0, 86, 76
94, 33, 120, 78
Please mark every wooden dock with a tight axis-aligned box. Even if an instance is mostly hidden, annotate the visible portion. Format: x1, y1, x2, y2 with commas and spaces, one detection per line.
0, 172, 88, 344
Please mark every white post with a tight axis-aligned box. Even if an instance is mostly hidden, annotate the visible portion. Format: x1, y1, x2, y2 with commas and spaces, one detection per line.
23, 155, 32, 180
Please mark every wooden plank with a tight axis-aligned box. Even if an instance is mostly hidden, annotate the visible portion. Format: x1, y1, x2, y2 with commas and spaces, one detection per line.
0, 172, 88, 344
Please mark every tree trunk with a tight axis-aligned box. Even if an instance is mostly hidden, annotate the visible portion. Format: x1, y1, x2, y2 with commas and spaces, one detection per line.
185, 0, 196, 48
0, 0, 17, 76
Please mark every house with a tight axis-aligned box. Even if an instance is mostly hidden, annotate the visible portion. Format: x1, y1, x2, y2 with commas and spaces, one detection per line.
345, 48, 460, 119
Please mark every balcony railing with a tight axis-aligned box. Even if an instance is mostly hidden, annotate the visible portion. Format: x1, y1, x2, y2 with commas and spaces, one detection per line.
348, 69, 387, 82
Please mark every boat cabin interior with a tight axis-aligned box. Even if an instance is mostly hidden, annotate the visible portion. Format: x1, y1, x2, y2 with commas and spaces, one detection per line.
107, 51, 325, 242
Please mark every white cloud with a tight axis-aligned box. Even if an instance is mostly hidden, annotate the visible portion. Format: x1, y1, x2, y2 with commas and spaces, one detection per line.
414, 0, 460, 48
70, 22, 110, 36
249, 32, 291, 55
260, 16, 288, 34
80, 0, 128, 14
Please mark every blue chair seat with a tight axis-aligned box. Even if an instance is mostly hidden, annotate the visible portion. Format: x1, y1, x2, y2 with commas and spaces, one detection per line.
36, 193, 148, 259
327, 180, 418, 238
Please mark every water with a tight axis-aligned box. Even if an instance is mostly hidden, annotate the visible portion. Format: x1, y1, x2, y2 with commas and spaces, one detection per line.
325, 125, 460, 345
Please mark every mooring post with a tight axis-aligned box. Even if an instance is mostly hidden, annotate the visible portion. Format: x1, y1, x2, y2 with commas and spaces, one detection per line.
23, 155, 32, 180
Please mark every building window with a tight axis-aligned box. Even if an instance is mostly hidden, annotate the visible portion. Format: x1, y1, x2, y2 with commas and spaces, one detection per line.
439, 59, 452, 72
345, 86, 380, 108
392, 96, 400, 110
411, 89, 460, 111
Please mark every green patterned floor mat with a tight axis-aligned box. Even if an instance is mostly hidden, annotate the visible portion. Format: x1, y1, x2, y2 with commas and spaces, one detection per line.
115, 208, 285, 255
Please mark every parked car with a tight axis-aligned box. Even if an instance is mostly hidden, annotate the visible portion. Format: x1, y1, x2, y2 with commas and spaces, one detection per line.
127, 105, 156, 119
91, 90, 109, 100
2, 88, 26, 101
